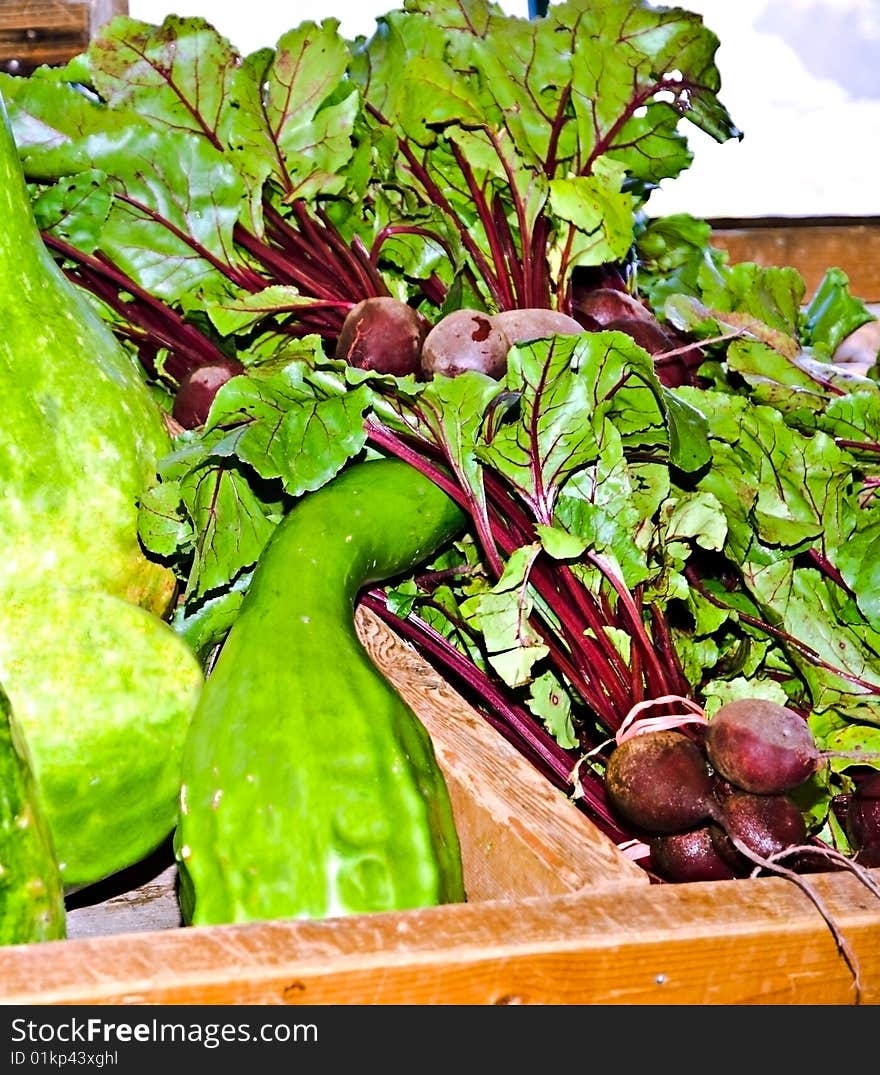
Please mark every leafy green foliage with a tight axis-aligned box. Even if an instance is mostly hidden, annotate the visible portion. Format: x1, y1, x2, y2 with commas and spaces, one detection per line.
3, 0, 739, 358
5, 0, 880, 847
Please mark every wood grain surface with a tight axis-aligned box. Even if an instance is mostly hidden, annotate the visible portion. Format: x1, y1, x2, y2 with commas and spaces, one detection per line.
3, 869, 879, 1005
710, 217, 880, 304
0, 1, 126, 73
355, 607, 646, 901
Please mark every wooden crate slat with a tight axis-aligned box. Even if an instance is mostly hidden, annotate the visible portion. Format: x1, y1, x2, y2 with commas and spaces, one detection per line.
0, 1, 126, 74
356, 607, 647, 900
2, 868, 878, 1005
0, 1, 88, 32
709, 217, 880, 304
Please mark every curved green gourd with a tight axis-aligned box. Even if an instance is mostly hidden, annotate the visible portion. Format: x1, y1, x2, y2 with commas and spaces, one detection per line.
0, 683, 66, 945
175, 458, 467, 926
0, 584, 205, 890
0, 91, 174, 616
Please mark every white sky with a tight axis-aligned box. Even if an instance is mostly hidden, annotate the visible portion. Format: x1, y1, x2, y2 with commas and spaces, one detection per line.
645, 0, 880, 219
126, 0, 880, 219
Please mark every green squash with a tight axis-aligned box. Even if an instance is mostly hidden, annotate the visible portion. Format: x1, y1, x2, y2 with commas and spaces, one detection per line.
0, 682, 66, 944
176, 458, 465, 926
0, 584, 204, 890
0, 91, 174, 615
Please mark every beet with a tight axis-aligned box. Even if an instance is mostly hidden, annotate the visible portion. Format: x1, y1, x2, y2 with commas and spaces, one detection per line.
571, 287, 702, 387
704, 698, 823, 795
172, 357, 245, 429
570, 286, 655, 328
649, 825, 740, 882
334, 296, 430, 377
491, 308, 584, 345
855, 845, 880, 868
608, 714, 878, 1000
597, 317, 704, 388
604, 730, 716, 834
711, 791, 808, 869
420, 308, 511, 379
846, 770, 880, 858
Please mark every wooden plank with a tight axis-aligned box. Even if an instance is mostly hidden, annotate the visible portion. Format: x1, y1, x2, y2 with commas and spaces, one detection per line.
0, 1, 126, 74
355, 607, 646, 900
2, 868, 878, 1005
66, 860, 182, 937
708, 217, 880, 304
0, 2, 88, 73
0, 1, 87, 33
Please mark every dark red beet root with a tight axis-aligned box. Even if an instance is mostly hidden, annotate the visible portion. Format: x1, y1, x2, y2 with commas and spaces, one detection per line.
704, 698, 823, 795
334, 296, 430, 377
574, 293, 703, 388
855, 845, 880, 868
600, 319, 705, 388
604, 730, 716, 834
570, 286, 655, 328
173, 358, 245, 429
649, 825, 740, 882
711, 791, 808, 870
846, 771, 880, 859
420, 308, 511, 379
491, 308, 584, 345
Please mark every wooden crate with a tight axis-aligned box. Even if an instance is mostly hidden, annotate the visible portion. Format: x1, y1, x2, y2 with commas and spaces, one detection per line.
0, 1, 126, 75
1, 608, 879, 1006
709, 215, 880, 306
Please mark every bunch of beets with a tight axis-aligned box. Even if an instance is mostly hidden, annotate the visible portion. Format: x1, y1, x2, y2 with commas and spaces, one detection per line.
603, 697, 880, 882
171, 271, 702, 428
